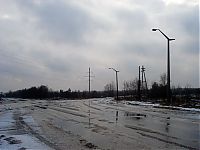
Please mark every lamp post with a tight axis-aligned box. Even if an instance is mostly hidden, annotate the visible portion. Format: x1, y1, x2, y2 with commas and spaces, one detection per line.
109, 68, 119, 101
152, 28, 175, 104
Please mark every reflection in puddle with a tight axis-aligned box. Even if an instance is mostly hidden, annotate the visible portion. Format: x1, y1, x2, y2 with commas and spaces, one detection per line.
124, 112, 147, 120
165, 117, 170, 133
116, 111, 118, 123
88, 100, 91, 128
47, 99, 200, 150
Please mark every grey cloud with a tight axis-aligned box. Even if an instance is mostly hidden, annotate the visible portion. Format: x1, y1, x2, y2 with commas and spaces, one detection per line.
0, 0, 198, 92
158, 4, 198, 38
182, 40, 199, 54
130, 0, 165, 12
177, 5, 198, 37
36, 54, 71, 73
115, 8, 148, 29
158, 4, 199, 57
119, 41, 166, 57
0, 55, 40, 79
16, 0, 96, 44
30, 49, 65, 72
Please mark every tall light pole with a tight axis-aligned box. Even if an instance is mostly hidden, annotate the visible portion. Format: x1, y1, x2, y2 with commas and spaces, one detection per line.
109, 68, 119, 101
152, 28, 175, 104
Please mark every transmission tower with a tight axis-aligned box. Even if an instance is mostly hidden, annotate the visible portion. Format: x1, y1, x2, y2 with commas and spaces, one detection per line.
141, 66, 148, 96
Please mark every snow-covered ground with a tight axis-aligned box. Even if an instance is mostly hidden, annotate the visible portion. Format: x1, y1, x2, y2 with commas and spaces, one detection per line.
125, 100, 200, 112
96, 97, 200, 112
0, 134, 52, 150
0, 111, 53, 150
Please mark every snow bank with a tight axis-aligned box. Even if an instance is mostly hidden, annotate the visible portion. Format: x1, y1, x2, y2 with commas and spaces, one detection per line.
125, 101, 160, 107
125, 101, 200, 112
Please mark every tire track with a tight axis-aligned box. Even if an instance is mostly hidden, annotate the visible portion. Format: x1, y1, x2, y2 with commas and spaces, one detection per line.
125, 124, 197, 150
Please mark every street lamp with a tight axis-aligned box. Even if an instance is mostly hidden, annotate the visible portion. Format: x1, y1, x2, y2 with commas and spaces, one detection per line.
152, 28, 175, 104
109, 68, 119, 101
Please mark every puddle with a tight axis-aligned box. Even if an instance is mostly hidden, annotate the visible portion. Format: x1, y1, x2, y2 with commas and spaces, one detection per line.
124, 112, 147, 120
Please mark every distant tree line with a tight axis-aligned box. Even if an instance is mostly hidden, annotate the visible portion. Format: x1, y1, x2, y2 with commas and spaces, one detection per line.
3, 85, 105, 99
1, 73, 199, 106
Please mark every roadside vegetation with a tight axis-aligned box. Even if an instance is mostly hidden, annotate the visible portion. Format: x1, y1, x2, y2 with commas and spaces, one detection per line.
1, 73, 199, 108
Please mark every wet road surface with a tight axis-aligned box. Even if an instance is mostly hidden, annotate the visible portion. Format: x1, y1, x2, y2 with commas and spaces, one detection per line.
0, 98, 199, 150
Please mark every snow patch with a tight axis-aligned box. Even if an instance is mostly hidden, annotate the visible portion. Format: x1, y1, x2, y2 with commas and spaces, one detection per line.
125, 100, 200, 112
126, 101, 160, 107
0, 112, 53, 150
0, 112, 14, 129
23, 115, 41, 132
0, 134, 53, 150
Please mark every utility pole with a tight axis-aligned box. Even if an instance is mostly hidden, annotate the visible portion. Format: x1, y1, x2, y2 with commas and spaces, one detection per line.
138, 66, 141, 101
116, 71, 119, 101
85, 67, 94, 98
89, 67, 91, 95
85, 67, 94, 128
141, 66, 144, 90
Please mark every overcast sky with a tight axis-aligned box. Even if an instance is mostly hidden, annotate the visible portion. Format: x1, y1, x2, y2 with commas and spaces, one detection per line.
0, 0, 199, 92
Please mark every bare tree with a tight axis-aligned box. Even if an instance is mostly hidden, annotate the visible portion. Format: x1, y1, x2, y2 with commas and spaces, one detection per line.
160, 73, 167, 86
130, 79, 138, 92
123, 81, 129, 92
104, 81, 115, 97
123, 78, 138, 97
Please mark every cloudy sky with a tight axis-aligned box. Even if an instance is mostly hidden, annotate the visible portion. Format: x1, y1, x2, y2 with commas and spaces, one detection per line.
0, 0, 199, 92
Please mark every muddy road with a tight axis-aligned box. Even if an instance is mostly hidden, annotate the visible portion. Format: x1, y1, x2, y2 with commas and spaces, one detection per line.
0, 98, 199, 150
